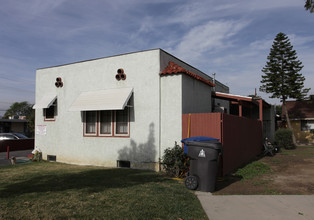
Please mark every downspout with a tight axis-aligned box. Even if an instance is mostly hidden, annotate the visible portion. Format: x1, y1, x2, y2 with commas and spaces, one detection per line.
187, 113, 191, 138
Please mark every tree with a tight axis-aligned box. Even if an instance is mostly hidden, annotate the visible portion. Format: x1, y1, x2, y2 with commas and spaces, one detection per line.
3, 101, 35, 137
260, 32, 310, 145
305, 0, 314, 13
4, 102, 32, 118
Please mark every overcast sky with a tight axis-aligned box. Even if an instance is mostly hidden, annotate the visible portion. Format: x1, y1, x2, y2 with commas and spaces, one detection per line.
0, 0, 313, 116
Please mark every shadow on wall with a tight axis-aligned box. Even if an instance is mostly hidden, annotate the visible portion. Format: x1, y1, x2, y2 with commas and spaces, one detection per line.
118, 123, 156, 162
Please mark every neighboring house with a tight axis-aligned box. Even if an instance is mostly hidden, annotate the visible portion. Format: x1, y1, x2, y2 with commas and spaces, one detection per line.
0, 118, 27, 134
283, 95, 314, 144
33, 49, 229, 170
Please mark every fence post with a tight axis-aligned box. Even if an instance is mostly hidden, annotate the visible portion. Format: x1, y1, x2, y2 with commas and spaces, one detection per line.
7, 146, 10, 159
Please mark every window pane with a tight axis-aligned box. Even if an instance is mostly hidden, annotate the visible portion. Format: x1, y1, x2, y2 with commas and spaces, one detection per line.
100, 111, 112, 134
301, 120, 314, 131
309, 121, 314, 130
116, 108, 128, 134
45, 105, 55, 119
45, 99, 57, 119
85, 111, 97, 134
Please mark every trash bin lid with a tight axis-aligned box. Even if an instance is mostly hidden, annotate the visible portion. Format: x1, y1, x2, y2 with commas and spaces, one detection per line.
184, 141, 222, 150
181, 136, 219, 143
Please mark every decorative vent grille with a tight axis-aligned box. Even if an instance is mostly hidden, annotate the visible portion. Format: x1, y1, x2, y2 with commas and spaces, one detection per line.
55, 77, 63, 88
115, 68, 126, 81
47, 155, 56, 161
117, 160, 130, 168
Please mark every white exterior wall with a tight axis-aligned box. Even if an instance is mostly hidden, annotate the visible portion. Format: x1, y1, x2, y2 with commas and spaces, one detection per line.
34, 49, 229, 171
35, 50, 161, 169
159, 50, 218, 152
160, 74, 183, 153
159, 51, 183, 156
159, 72, 214, 154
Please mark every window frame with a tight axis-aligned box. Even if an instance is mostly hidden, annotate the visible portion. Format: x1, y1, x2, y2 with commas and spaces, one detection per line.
99, 110, 113, 137
114, 108, 130, 137
83, 108, 129, 137
44, 99, 57, 121
84, 111, 98, 136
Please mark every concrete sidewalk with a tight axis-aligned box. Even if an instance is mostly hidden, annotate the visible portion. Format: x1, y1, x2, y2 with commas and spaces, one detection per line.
196, 192, 314, 220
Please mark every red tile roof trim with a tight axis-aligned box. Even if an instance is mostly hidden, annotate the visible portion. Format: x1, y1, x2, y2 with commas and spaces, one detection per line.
160, 61, 215, 87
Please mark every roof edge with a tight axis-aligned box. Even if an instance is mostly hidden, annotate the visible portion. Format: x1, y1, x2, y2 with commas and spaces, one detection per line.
160, 61, 215, 87
37, 48, 162, 70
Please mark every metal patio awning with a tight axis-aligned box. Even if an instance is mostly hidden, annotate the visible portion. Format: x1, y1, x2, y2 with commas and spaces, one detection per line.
33, 94, 57, 109
69, 87, 133, 111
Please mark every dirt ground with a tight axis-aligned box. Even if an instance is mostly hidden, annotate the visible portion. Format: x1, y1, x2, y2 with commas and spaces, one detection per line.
214, 145, 314, 195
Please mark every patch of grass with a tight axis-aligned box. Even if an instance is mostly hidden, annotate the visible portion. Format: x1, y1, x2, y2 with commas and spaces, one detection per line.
278, 150, 295, 156
279, 145, 314, 157
235, 161, 271, 181
0, 162, 208, 219
262, 189, 282, 195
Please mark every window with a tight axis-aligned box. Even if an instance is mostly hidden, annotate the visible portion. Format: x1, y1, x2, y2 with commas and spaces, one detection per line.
44, 99, 57, 121
301, 120, 314, 131
99, 111, 112, 136
115, 108, 129, 135
85, 111, 97, 135
84, 108, 129, 137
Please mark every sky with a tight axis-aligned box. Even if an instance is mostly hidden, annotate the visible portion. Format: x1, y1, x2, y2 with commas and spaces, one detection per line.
1, 0, 314, 116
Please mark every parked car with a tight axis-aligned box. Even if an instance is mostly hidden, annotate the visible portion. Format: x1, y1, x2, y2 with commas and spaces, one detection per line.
0, 133, 28, 140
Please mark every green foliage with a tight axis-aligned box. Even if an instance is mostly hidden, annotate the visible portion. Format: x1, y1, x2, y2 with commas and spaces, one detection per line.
3, 102, 33, 118
260, 32, 310, 102
305, 0, 314, 12
26, 109, 35, 137
3, 101, 34, 137
162, 142, 190, 178
275, 128, 295, 150
235, 162, 271, 181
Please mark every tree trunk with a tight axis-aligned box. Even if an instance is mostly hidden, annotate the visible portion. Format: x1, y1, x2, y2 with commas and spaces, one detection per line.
283, 100, 297, 146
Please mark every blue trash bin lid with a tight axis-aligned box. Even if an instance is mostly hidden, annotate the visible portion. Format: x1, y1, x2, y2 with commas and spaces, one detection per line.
181, 136, 219, 143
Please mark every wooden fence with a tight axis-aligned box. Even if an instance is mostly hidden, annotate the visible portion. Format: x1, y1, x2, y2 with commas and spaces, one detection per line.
182, 113, 263, 175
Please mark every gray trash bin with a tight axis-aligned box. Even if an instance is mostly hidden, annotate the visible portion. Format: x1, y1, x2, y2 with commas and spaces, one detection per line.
183, 140, 222, 192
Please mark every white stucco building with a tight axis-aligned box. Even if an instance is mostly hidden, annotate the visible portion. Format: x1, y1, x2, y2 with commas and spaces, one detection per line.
33, 49, 229, 170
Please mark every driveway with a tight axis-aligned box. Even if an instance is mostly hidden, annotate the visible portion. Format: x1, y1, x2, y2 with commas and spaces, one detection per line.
0, 150, 32, 166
